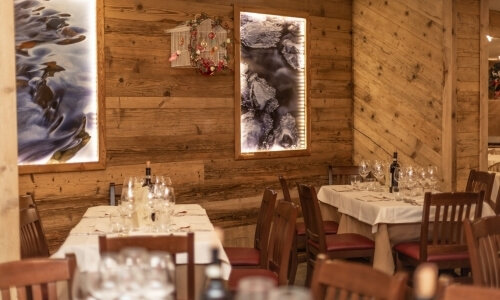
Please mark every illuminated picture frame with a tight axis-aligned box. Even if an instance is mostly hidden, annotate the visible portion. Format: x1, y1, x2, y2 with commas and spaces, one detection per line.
234, 6, 310, 160
15, 0, 105, 174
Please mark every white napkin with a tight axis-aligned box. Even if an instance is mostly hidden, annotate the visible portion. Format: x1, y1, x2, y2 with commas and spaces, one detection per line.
330, 185, 355, 192
356, 194, 391, 202
83, 206, 116, 218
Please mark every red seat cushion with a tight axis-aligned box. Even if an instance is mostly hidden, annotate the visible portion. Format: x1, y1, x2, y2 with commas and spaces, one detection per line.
393, 242, 470, 262
324, 220, 339, 234
224, 247, 260, 266
228, 268, 278, 291
296, 220, 339, 236
308, 233, 375, 251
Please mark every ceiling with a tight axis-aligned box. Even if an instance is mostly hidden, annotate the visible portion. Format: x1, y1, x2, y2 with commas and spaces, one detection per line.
490, 2, 500, 61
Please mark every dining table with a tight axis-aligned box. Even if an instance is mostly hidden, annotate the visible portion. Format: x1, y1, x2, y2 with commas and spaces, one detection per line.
316, 182, 498, 275
51, 203, 230, 300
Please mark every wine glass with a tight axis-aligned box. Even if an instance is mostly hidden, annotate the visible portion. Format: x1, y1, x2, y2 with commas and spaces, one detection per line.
427, 166, 438, 192
144, 251, 175, 300
371, 160, 386, 191
87, 253, 121, 300
406, 165, 417, 197
358, 160, 371, 190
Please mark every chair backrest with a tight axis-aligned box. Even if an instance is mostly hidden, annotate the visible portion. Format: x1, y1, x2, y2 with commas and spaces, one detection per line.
253, 188, 277, 268
488, 162, 500, 173
98, 233, 195, 300
464, 215, 500, 287
310, 254, 408, 300
278, 175, 293, 202
441, 284, 500, 300
419, 191, 484, 262
266, 200, 298, 285
328, 165, 359, 185
465, 169, 495, 214
0, 253, 76, 300
19, 193, 35, 210
20, 206, 50, 258
296, 183, 326, 253
109, 182, 123, 206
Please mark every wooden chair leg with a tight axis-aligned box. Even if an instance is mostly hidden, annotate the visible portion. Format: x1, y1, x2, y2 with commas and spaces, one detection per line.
288, 235, 298, 285
305, 256, 313, 287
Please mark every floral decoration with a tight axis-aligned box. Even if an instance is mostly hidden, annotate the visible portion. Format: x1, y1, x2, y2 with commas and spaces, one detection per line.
177, 13, 231, 76
490, 62, 500, 99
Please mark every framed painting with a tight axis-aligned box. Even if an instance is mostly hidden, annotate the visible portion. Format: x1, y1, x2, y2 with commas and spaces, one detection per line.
15, 0, 105, 174
234, 6, 310, 160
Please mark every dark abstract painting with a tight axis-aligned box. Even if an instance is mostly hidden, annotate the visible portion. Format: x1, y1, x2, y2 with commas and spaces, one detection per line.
236, 8, 308, 158
14, 0, 100, 168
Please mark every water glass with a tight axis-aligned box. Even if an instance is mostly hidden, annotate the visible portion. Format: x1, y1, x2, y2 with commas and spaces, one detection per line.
110, 212, 124, 234
365, 178, 376, 191
350, 174, 361, 188
393, 186, 403, 201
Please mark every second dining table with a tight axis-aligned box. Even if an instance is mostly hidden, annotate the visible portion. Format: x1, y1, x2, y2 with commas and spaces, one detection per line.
316, 184, 496, 275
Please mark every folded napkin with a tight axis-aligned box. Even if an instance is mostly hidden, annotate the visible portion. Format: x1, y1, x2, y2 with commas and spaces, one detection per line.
355, 194, 391, 202
83, 206, 116, 218
330, 185, 355, 192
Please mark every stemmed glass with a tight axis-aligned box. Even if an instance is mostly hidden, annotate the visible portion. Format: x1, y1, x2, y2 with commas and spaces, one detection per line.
427, 166, 438, 192
371, 160, 386, 191
358, 160, 371, 190
406, 165, 417, 197
415, 167, 428, 196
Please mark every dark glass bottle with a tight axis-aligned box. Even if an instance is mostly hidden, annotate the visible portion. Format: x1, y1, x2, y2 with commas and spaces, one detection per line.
142, 160, 152, 187
201, 247, 230, 300
389, 152, 400, 193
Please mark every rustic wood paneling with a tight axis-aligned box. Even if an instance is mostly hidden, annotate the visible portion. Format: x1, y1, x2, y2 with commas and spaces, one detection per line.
352, 0, 482, 191
1, 0, 20, 263
18, 0, 354, 253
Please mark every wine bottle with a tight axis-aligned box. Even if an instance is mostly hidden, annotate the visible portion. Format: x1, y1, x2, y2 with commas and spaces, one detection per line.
143, 161, 152, 187
201, 229, 230, 300
389, 152, 400, 193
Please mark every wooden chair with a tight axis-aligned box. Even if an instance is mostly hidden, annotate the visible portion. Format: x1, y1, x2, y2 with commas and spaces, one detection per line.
228, 200, 298, 290
393, 191, 484, 280
464, 215, 500, 287
488, 162, 500, 173
20, 206, 50, 258
297, 183, 375, 287
19, 193, 35, 210
109, 182, 123, 206
441, 284, 500, 300
465, 169, 495, 214
224, 188, 277, 269
98, 233, 195, 300
278, 175, 338, 285
310, 254, 408, 300
328, 165, 360, 185
0, 253, 76, 300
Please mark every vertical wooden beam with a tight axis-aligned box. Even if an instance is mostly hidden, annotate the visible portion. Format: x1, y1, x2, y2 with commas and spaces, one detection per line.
479, 0, 489, 171
442, 0, 457, 191
0, 0, 20, 263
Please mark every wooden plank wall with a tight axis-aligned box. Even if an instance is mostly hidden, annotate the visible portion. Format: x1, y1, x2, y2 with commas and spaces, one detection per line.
352, 0, 482, 190
1, 0, 20, 263
18, 0, 354, 253
456, 0, 481, 188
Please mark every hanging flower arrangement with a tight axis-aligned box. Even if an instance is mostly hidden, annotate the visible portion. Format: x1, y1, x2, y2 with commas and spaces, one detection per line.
490, 62, 500, 99
172, 13, 231, 76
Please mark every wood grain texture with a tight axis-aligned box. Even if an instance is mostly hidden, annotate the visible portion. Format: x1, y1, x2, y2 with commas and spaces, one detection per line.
0, 0, 20, 263
18, 0, 354, 253
352, 0, 482, 192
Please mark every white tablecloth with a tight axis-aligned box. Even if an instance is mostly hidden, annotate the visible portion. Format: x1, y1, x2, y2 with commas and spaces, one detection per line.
51, 204, 230, 300
317, 185, 496, 275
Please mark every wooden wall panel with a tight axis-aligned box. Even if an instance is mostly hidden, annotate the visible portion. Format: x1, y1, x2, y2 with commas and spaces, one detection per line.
18, 0, 354, 253
352, 0, 445, 157
352, 0, 482, 191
